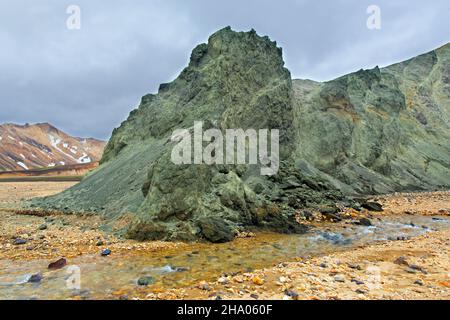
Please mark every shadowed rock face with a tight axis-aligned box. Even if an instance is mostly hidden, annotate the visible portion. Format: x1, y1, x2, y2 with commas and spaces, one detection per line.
31, 28, 450, 242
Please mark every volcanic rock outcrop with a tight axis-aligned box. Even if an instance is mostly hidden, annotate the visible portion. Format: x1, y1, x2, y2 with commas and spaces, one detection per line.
31, 27, 450, 242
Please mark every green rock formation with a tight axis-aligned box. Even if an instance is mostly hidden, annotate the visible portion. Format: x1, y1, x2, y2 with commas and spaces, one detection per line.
292, 43, 450, 194
30, 27, 450, 242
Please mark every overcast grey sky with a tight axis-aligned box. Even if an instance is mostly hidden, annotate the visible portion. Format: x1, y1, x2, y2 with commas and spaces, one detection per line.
1, 0, 449, 140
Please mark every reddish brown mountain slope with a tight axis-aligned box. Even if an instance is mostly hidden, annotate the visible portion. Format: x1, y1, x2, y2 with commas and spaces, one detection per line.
0, 123, 105, 171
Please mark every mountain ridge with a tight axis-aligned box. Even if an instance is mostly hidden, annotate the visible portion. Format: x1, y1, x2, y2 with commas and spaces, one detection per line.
0, 122, 106, 171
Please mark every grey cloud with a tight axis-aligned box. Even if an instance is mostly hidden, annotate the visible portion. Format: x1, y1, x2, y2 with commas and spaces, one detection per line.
0, 0, 449, 139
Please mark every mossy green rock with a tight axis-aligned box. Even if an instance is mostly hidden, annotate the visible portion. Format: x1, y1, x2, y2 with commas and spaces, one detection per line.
31, 28, 450, 242
293, 43, 450, 194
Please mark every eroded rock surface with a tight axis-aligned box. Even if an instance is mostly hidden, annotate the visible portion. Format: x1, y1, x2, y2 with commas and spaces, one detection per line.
31, 28, 450, 242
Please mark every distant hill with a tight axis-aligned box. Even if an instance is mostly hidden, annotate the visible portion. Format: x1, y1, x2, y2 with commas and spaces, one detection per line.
0, 123, 105, 171
0, 162, 99, 182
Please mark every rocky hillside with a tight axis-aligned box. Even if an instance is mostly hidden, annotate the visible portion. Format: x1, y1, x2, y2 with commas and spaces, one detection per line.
31, 28, 450, 243
292, 42, 450, 194
0, 123, 105, 171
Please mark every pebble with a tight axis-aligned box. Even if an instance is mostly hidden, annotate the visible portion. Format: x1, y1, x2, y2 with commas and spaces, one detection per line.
409, 265, 427, 274
174, 267, 189, 272
250, 294, 259, 300
414, 280, 424, 286
284, 289, 299, 300
348, 263, 362, 270
334, 275, 345, 283
218, 277, 229, 284
101, 249, 111, 256
13, 238, 27, 245
38, 224, 48, 231
406, 267, 417, 274
394, 256, 409, 266
48, 258, 67, 270
137, 276, 155, 286
28, 273, 43, 283
358, 218, 372, 227
351, 278, 365, 285
252, 276, 264, 286
198, 281, 211, 291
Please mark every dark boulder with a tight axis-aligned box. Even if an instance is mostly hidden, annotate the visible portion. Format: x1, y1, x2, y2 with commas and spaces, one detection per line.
48, 258, 67, 270
198, 217, 235, 243
361, 202, 383, 212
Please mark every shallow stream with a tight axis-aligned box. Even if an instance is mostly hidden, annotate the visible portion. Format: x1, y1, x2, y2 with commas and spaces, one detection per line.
0, 215, 448, 299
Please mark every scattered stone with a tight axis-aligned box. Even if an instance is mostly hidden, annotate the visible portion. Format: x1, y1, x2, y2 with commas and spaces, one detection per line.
28, 273, 43, 283
174, 267, 189, 272
250, 294, 259, 300
38, 224, 47, 231
414, 280, 424, 286
198, 281, 211, 291
320, 207, 342, 222
101, 249, 111, 256
48, 258, 67, 270
361, 202, 383, 212
320, 263, 328, 268
406, 267, 417, 274
357, 218, 372, 227
394, 256, 409, 266
348, 263, 362, 270
355, 289, 366, 295
409, 265, 428, 274
236, 232, 256, 239
351, 278, 364, 285
284, 289, 299, 300
13, 238, 27, 245
299, 210, 314, 221
218, 277, 229, 284
334, 275, 345, 283
252, 276, 264, 286
96, 241, 104, 246
137, 276, 155, 286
